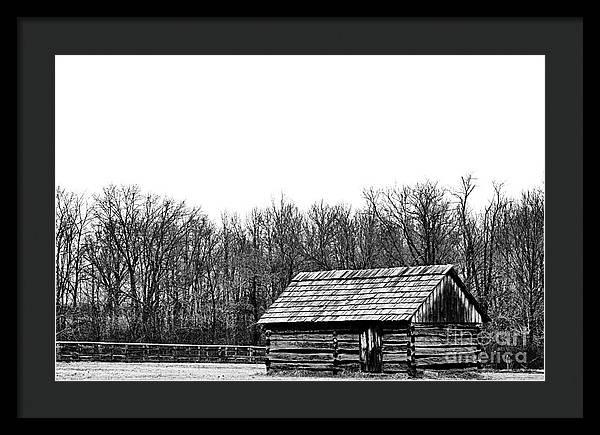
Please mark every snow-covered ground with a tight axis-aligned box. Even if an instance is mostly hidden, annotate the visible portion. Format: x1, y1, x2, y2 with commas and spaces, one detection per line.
55, 362, 544, 382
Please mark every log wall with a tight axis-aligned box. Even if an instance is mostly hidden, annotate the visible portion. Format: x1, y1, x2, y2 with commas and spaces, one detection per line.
266, 324, 413, 374
265, 322, 483, 373
336, 330, 361, 372
267, 328, 335, 372
412, 323, 482, 368
382, 326, 412, 373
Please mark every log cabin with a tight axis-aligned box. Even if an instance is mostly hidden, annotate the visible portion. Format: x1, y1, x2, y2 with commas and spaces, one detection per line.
257, 264, 490, 374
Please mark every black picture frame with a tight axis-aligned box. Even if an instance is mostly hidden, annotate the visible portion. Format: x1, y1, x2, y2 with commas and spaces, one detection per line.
17, 17, 583, 418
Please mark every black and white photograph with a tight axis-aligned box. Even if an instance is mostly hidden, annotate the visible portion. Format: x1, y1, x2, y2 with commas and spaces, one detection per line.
53, 54, 545, 382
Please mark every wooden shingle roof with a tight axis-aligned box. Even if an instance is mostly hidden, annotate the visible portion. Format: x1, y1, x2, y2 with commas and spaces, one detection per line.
258, 264, 469, 324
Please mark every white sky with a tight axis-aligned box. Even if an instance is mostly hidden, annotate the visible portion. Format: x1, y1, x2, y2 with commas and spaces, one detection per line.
55, 55, 544, 219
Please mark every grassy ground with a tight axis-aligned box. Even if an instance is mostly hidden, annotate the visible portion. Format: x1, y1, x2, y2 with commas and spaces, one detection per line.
55, 362, 544, 381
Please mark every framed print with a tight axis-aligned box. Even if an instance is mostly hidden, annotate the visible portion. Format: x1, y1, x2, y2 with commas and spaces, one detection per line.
17, 17, 583, 418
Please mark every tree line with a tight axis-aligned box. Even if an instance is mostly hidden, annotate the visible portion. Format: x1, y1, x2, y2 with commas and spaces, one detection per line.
56, 176, 544, 367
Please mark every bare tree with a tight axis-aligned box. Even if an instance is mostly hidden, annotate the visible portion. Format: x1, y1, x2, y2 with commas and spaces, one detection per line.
269, 195, 304, 295
245, 208, 267, 344
366, 181, 457, 265
93, 185, 144, 337
55, 188, 91, 337
453, 175, 479, 294
302, 200, 340, 270
478, 183, 507, 314
500, 189, 544, 347
55, 181, 544, 367
352, 204, 382, 269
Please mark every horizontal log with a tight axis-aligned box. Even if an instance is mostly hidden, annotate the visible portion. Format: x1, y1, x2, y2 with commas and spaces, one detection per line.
413, 332, 461, 340
384, 333, 410, 339
270, 337, 332, 344
383, 328, 410, 333
336, 364, 361, 372
414, 337, 478, 347
268, 352, 333, 362
337, 353, 360, 362
270, 329, 334, 335
269, 366, 334, 374
414, 330, 480, 338
270, 340, 334, 351
336, 359, 361, 366
414, 354, 479, 366
414, 349, 480, 358
412, 331, 479, 336
336, 340, 359, 347
271, 327, 356, 333
435, 332, 481, 339
383, 362, 410, 373
415, 342, 480, 348
337, 346, 359, 353
269, 347, 333, 355
336, 334, 359, 341
271, 331, 359, 340
416, 360, 479, 368
382, 347, 412, 355
414, 334, 478, 343
269, 360, 334, 370
383, 344, 409, 352
415, 346, 479, 356
383, 354, 409, 363
383, 355, 409, 363
412, 328, 480, 336
384, 342, 411, 350
384, 334, 410, 340
270, 333, 332, 342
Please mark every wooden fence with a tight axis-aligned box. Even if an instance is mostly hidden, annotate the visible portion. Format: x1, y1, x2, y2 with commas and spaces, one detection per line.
56, 341, 266, 364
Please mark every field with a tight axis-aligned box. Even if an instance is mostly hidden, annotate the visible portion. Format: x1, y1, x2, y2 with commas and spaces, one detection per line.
55, 362, 544, 381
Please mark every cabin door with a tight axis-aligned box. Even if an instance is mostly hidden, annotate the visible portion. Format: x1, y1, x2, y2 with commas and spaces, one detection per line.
359, 325, 383, 373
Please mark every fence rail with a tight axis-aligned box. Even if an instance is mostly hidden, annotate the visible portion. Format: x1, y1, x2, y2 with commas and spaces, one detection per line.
56, 341, 266, 364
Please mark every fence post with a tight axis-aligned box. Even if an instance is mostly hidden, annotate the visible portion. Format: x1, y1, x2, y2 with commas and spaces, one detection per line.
332, 330, 339, 375
476, 326, 483, 369
265, 331, 271, 372
408, 324, 416, 376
